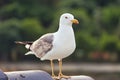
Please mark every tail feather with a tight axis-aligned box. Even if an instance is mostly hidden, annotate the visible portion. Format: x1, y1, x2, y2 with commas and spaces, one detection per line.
15, 41, 33, 45
25, 51, 35, 55
15, 41, 33, 50
25, 44, 31, 49
15, 41, 35, 55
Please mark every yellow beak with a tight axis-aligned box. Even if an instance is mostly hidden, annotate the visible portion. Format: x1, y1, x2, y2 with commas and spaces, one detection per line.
71, 19, 79, 24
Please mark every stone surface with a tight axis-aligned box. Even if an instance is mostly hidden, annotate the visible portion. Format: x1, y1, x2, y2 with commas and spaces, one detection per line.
0, 70, 8, 80
1, 69, 95, 80
60, 75, 94, 80
5, 70, 53, 80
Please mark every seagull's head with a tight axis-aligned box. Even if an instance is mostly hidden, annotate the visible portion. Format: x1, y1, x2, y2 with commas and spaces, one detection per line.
60, 13, 79, 26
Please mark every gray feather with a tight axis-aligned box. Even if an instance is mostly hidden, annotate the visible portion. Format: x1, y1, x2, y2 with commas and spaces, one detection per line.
30, 33, 54, 58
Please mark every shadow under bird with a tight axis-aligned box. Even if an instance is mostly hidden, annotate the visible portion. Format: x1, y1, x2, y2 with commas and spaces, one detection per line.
15, 13, 79, 79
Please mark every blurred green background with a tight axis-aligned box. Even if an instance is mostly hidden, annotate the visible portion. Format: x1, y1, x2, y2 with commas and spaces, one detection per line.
0, 0, 120, 80
0, 0, 120, 63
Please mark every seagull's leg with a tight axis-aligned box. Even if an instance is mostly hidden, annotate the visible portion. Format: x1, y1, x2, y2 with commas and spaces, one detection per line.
50, 60, 57, 79
58, 59, 70, 79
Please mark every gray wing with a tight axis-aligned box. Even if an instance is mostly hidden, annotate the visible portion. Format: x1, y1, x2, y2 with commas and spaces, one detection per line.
30, 33, 54, 58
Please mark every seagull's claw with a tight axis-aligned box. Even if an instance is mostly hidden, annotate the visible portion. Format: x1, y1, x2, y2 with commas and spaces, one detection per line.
52, 75, 58, 80
58, 73, 71, 79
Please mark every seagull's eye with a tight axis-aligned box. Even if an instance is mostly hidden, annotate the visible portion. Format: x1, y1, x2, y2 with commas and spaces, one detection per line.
65, 16, 68, 19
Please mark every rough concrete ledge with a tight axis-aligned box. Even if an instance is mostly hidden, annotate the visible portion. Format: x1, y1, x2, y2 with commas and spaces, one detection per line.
0, 70, 95, 80
5, 70, 53, 80
60, 75, 94, 80
0, 70, 8, 80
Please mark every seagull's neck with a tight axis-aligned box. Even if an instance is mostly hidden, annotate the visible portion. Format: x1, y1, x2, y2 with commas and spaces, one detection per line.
58, 24, 73, 33
56, 24, 75, 39
55, 24, 75, 46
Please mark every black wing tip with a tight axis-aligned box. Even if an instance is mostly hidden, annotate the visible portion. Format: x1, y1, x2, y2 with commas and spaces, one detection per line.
15, 41, 25, 44
15, 41, 33, 45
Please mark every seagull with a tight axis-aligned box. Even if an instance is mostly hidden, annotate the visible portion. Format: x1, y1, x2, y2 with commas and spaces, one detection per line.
15, 13, 79, 79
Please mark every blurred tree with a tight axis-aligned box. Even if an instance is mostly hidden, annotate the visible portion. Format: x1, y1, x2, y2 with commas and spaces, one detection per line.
0, 19, 21, 61
101, 5, 120, 33
0, 0, 120, 62
20, 18, 44, 40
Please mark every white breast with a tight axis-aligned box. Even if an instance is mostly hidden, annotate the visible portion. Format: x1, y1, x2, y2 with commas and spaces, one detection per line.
41, 25, 76, 60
